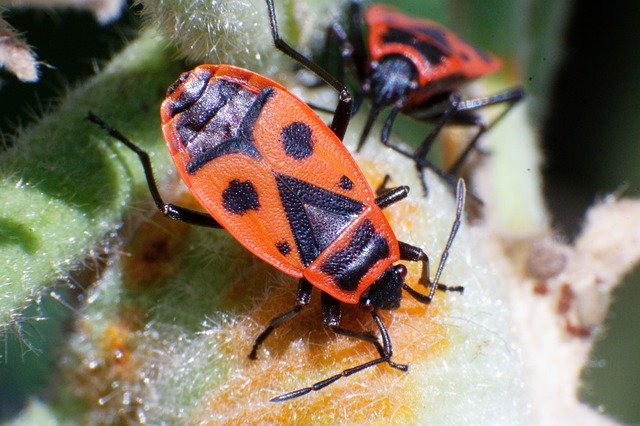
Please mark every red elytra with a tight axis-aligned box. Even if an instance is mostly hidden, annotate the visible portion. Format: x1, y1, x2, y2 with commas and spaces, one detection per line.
87, 0, 465, 403
160, 64, 399, 305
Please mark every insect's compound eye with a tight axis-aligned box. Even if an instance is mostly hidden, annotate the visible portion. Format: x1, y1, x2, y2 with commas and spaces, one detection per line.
395, 264, 408, 279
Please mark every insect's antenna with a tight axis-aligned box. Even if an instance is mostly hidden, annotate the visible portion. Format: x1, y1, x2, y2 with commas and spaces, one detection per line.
428, 179, 465, 299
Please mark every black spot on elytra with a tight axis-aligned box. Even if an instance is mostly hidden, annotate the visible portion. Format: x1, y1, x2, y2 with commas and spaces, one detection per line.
320, 220, 390, 291
339, 175, 353, 190
276, 241, 291, 255
222, 180, 260, 215
281, 121, 313, 160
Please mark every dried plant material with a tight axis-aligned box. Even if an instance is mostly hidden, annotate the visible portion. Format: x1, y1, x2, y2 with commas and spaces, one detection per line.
0, 18, 38, 81
480, 196, 640, 425
0, 0, 126, 23
526, 236, 570, 280
459, 99, 639, 424
562, 197, 640, 330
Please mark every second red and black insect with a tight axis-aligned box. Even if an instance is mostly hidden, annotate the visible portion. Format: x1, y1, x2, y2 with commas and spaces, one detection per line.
317, 2, 524, 194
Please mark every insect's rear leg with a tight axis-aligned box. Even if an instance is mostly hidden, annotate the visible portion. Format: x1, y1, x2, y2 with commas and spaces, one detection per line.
446, 87, 524, 175
376, 103, 464, 199
87, 112, 222, 228
270, 296, 403, 402
248, 278, 313, 360
321, 292, 407, 371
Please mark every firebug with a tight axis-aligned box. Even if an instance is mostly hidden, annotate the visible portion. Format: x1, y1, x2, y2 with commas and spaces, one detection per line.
87, 0, 465, 402
318, 2, 524, 194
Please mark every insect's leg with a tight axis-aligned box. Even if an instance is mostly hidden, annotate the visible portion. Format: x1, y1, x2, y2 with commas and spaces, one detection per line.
368, 92, 457, 196
376, 107, 413, 158
376, 102, 463, 198
326, 22, 354, 84
374, 174, 393, 195
304, 0, 366, 86
302, 1, 367, 99
374, 184, 409, 209
270, 303, 402, 402
305, 16, 368, 117
321, 292, 406, 371
305, 102, 338, 114
248, 278, 313, 360
399, 179, 466, 303
307, 90, 364, 121
356, 104, 383, 152
265, 0, 353, 140
446, 87, 524, 175
347, 0, 368, 83
412, 92, 463, 161
300, 21, 353, 89
87, 113, 222, 228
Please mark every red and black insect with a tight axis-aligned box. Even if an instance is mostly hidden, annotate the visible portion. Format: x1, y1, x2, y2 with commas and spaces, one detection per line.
88, 0, 464, 402
319, 2, 524, 193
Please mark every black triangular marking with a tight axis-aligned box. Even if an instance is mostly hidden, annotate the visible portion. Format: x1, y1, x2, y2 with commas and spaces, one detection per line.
276, 174, 364, 216
276, 176, 319, 266
275, 173, 365, 266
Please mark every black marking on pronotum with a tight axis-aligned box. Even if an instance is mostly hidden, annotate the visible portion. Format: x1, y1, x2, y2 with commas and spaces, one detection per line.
222, 180, 260, 215
413, 25, 450, 50
339, 175, 353, 190
176, 79, 242, 146
185, 86, 274, 174
186, 137, 261, 174
167, 69, 214, 120
276, 241, 291, 255
281, 121, 314, 160
382, 28, 446, 66
275, 173, 364, 266
167, 71, 192, 96
320, 220, 389, 291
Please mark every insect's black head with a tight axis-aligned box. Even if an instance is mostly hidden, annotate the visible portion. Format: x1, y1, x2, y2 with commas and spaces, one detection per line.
360, 264, 407, 311
367, 56, 418, 108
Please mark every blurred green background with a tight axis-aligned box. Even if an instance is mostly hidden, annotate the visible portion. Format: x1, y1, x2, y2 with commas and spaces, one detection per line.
0, 0, 638, 422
